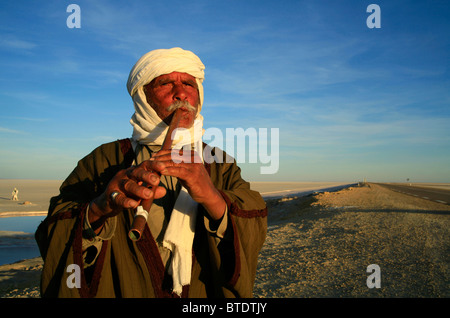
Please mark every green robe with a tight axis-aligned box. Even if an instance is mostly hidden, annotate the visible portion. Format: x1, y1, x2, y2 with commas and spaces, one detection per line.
35, 139, 267, 298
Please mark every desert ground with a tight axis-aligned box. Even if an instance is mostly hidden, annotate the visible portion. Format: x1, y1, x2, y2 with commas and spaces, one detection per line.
254, 183, 449, 298
0, 182, 449, 298
0, 179, 61, 215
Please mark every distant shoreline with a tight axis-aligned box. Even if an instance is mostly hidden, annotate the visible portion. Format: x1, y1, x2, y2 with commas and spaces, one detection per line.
0, 211, 47, 218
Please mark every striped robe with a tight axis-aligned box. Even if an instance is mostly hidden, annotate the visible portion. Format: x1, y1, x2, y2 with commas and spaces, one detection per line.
35, 139, 267, 298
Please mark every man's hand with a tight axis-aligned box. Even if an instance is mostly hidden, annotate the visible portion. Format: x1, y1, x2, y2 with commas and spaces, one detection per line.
88, 162, 166, 231
146, 149, 226, 221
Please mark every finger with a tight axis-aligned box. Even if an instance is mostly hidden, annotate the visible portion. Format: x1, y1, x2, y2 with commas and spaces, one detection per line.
159, 164, 190, 179
153, 185, 167, 199
145, 150, 202, 176
170, 150, 197, 164
152, 149, 198, 164
108, 181, 167, 210
127, 165, 160, 187
175, 149, 202, 163
145, 159, 171, 174
150, 149, 172, 158
110, 191, 140, 209
121, 178, 153, 200
148, 152, 176, 163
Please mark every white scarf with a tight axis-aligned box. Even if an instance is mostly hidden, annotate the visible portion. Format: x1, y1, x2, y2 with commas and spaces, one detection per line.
127, 47, 205, 296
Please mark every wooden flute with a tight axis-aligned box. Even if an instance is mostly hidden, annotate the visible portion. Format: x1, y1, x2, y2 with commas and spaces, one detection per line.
128, 108, 185, 241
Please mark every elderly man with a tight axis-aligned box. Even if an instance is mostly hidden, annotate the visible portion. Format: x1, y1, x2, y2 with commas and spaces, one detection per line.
36, 48, 267, 298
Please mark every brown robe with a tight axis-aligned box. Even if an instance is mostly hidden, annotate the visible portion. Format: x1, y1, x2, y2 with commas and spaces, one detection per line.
35, 139, 267, 298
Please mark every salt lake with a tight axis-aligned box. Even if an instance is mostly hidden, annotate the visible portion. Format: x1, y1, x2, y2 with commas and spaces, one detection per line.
0, 215, 45, 266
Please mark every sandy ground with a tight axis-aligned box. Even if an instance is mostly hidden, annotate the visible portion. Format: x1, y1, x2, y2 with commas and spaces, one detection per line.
0, 257, 42, 298
0, 179, 61, 215
254, 183, 449, 298
1, 182, 449, 298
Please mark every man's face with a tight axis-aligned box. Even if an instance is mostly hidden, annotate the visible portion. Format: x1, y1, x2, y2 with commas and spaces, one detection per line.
144, 72, 200, 128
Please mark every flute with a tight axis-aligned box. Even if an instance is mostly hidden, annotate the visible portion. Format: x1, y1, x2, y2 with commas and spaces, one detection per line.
128, 108, 185, 241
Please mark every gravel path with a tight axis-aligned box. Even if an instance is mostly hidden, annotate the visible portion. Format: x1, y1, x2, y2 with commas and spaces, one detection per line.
254, 183, 449, 297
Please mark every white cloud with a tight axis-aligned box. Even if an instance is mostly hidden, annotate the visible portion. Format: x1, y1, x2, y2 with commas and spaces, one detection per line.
0, 38, 37, 51
0, 126, 26, 134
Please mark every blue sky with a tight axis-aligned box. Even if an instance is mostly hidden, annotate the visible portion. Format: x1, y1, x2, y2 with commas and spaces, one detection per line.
0, 0, 449, 183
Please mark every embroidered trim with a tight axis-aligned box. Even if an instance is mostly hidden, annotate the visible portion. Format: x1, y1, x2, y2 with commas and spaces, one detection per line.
119, 138, 134, 167
218, 190, 268, 218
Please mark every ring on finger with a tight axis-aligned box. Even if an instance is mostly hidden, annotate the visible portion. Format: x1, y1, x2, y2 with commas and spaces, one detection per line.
110, 191, 120, 202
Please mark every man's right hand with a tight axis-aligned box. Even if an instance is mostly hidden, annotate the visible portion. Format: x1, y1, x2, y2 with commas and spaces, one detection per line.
88, 161, 166, 232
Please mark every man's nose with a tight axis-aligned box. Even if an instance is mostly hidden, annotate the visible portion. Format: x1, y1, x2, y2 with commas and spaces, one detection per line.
172, 83, 187, 101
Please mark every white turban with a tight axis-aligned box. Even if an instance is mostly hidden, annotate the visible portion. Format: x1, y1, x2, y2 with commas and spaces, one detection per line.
127, 47, 205, 146
127, 47, 205, 108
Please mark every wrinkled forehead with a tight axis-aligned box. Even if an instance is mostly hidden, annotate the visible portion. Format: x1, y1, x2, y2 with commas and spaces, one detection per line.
148, 72, 198, 87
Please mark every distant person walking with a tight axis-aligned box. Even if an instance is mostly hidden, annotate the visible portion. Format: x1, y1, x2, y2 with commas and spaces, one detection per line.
11, 188, 19, 201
